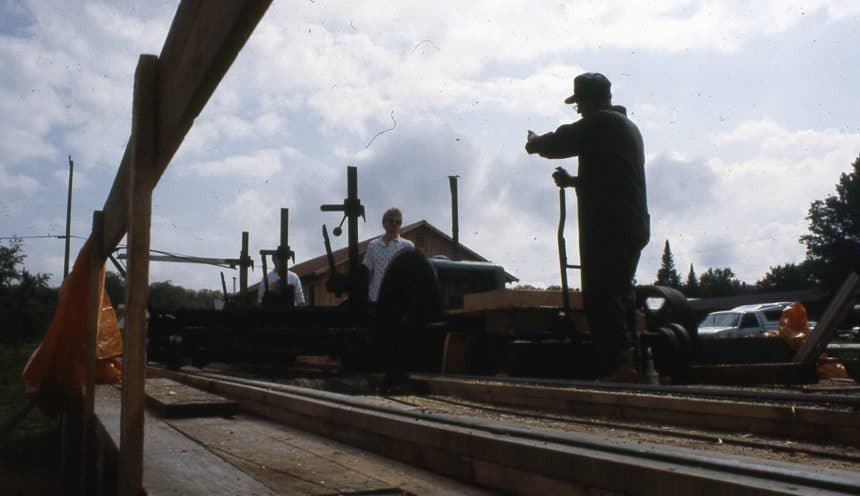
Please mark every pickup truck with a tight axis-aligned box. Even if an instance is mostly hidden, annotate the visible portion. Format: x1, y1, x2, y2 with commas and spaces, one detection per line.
698, 302, 791, 338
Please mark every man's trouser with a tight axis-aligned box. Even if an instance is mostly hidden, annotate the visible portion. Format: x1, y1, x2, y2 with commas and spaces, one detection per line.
580, 234, 642, 369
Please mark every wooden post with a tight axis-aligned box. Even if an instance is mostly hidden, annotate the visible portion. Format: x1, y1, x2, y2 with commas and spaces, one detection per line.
119, 54, 158, 496
83, 210, 104, 494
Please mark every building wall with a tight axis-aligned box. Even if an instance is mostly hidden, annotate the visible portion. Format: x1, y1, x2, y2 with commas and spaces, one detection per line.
402, 227, 483, 262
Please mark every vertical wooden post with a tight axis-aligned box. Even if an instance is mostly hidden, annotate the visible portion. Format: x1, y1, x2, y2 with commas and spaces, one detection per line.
119, 53, 158, 496
84, 210, 104, 494
60, 396, 83, 495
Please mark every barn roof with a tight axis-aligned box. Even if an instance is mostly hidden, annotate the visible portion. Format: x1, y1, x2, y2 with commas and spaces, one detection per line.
290, 219, 516, 282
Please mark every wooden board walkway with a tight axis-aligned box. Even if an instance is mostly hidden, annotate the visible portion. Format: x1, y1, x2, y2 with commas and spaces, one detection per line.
95, 385, 276, 496
155, 368, 860, 496
95, 382, 493, 495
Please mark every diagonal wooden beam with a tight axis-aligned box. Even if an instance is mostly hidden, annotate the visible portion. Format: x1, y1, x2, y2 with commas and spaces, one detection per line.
85, 1, 273, 493
100, 0, 273, 256
794, 272, 860, 366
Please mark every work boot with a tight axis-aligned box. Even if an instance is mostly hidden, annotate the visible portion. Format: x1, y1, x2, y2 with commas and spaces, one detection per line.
599, 347, 640, 383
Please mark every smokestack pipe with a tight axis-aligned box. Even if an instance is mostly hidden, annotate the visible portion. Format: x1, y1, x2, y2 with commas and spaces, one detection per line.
449, 175, 459, 261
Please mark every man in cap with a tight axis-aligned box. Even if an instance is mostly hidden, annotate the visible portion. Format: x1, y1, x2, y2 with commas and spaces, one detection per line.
525, 72, 650, 382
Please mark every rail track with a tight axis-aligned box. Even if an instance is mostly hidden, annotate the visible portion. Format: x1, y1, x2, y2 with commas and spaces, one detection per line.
150, 366, 860, 495
407, 373, 860, 448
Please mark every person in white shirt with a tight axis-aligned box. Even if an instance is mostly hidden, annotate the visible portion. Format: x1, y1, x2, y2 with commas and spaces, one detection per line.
257, 254, 305, 306
362, 208, 414, 303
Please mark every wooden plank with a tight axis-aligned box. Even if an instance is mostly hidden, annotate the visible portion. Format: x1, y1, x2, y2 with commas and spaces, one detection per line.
170, 415, 494, 495
83, 210, 104, 495
95, 385, 276, 496
687, 362, 818, 386
442, 332, 474, 374
118, 54, 157, 496
794, 272, 860, 366
145, 378, 238, 419
173, 374, 857, 496
482, 307, 588, 335
462, 289, 582, 312
100, 0, 273, 254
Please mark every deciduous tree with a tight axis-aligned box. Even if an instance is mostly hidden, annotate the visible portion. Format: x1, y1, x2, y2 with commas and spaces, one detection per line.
698, 267, 742, 297
756, 261, 815, 291
801, 155, 860, 289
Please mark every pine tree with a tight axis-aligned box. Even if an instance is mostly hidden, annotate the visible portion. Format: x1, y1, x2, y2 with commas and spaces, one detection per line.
655, 240, 682, 288
800, 155, 860, 290
685, 263, 698, 297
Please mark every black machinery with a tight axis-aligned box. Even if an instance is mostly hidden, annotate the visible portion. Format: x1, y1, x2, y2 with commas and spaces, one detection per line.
150, 165, 814, 385
148, 166, 453, 372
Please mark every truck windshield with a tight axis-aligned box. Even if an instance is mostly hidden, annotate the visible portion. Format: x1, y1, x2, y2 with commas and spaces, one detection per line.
700, 312, 741, 328
762, 308, 784, 324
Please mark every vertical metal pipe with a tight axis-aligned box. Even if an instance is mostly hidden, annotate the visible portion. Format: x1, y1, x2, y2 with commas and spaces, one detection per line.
347, 166, 359, 277
240, 231, 249, 296
64, 156, 74, 279
449, 176, 460, 261
279, 208, 289, 282
280, 208, 289, 254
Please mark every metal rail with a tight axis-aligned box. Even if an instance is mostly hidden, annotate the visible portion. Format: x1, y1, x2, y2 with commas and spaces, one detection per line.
150, 367, 860, 496
407, 373, 860, 448
412, 372, 860, 408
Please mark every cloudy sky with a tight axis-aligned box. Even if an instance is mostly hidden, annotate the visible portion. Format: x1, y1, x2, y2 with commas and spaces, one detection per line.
2, 0, 859, 292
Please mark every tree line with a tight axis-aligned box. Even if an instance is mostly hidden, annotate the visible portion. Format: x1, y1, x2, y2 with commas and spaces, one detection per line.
654, 154, 860, 297
0, 239, 221, 344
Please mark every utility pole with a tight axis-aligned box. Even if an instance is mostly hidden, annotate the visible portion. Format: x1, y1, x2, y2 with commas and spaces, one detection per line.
64, 155, 74, 279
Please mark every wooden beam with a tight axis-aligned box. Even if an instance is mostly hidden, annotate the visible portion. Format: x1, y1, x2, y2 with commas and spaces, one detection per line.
119, 54, 158, 496
794, 272, 860, 366
100, 0, 273, 255
686, 362, 818, 386
83, 210, 104, 495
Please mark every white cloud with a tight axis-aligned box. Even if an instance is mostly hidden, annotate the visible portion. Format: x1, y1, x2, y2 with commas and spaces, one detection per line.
0, 164, 41, 193
3, 1, 860, 291
640, 120, 859, 284
183, 149, 288, 179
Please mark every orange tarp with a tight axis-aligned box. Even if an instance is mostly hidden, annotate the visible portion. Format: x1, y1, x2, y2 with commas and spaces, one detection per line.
777, 302, 850, 380
22, 239, 123, 416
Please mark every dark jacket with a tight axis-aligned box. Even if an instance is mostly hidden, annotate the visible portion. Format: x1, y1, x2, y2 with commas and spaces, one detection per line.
526, 106, 649, 249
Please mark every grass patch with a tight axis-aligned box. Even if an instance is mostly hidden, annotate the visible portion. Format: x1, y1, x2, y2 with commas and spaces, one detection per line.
0, 342, 60, 470
0, 342, 57, 437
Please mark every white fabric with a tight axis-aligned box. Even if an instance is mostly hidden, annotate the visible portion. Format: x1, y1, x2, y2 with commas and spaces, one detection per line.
257, 269, 305, 306
362, 236, 414, 302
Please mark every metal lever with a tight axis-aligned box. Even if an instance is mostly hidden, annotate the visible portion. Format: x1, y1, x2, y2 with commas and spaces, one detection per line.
322, 225, 336, 273
333, 215, 347, 236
